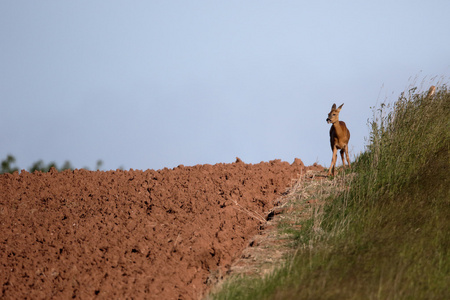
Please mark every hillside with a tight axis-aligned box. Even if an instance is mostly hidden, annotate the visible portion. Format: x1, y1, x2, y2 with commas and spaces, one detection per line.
210, 85, 449, 299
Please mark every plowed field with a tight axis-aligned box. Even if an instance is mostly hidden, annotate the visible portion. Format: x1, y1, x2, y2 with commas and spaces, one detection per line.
0, 158, 323, 299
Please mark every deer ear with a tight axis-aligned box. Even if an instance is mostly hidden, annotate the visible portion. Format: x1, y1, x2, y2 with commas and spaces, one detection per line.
331, 103, 337, 110
338, 103, 344, 110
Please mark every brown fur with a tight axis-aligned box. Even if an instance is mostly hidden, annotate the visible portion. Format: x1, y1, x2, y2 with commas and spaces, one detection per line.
326, 103, 351, 176
426, 85, 436, 99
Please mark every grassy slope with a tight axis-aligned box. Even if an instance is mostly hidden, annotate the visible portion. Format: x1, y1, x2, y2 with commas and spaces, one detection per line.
210, 85, 449, 299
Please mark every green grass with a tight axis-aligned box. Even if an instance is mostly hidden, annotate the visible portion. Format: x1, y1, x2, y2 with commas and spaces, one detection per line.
209, 84, 449, 299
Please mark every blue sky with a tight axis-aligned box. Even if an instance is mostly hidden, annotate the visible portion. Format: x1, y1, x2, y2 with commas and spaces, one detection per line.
1, 1, 449, 171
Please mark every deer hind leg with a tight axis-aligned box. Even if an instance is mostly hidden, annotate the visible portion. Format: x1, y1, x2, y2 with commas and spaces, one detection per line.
340, 149, 346, 169
327, 147, 338, 176
345, 145, 351, 169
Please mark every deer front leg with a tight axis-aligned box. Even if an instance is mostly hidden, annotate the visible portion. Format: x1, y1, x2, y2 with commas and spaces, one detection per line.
327, 147, 338, 176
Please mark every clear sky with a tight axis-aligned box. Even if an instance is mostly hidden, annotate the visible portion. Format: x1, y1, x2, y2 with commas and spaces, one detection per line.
1, 1, 449, 171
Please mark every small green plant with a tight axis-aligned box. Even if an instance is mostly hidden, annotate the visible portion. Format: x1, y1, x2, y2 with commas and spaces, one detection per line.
0, 155, 19, 174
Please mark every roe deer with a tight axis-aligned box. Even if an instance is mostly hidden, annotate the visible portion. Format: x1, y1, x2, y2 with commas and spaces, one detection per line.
326, 103, 351, 176
426, 85, 436, 99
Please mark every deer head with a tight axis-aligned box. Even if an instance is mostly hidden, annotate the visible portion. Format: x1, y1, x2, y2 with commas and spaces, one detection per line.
326, 103, 344, 124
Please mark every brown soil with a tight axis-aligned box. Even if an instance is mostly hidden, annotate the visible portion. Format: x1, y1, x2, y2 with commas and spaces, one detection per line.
0, 158, 323, 299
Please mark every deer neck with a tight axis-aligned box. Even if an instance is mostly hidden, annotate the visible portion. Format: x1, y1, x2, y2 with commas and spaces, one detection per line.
332, 120, 345, 136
